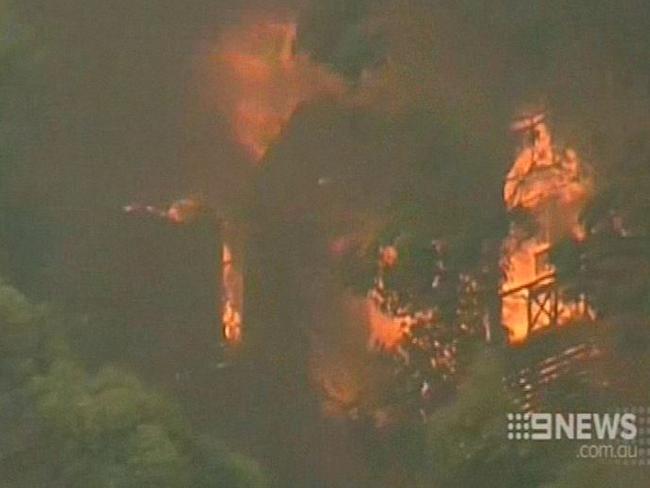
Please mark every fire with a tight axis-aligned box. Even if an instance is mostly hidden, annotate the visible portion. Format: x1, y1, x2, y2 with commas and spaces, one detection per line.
222, 299, 242, 343
366, 297, 407, 350
214, 20, 346, 162
501, 112, 595, 344
222, 242, 244, 344
123, 199, 244, 345
366, 245, 406, 350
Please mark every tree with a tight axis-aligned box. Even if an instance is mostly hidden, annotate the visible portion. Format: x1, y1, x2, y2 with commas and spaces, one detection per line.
0, 277, 269, 487
416, 349, 569, 488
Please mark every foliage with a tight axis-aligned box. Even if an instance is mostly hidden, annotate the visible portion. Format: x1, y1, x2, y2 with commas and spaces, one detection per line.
193, 436, 270, 488
416, 349, 569, 488
0, 277, 268, 488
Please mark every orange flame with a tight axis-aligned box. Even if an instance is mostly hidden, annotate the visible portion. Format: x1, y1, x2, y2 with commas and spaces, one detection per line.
367, 245, 410, 350
501, 114, 594, 344
214, 20, 346, 162
222, 242, 243, 344
366, 297, 406, 350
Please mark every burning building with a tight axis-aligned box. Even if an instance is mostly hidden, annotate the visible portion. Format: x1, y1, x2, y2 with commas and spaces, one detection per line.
345, 112, 606, 419
501, 112, 596, 344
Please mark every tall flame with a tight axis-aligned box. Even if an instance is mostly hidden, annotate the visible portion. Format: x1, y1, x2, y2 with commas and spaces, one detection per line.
222, 239, 244, 344
501, 113, 594, 344
214, 20, 346, 162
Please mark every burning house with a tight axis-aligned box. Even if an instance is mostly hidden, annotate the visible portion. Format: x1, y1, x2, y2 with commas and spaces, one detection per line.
501, 112, 596, 344
497, 113, 620, 413
348, 112, 608, 419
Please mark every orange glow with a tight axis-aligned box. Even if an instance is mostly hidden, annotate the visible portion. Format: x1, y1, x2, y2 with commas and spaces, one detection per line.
366, 245, 405, 350
365, 246, 418, 351
223, 299, 242, 343
379, 245, 399, 269
366, 298, 406, 350
222, 243, 244, 344
501, 113, 595, 344
214, 20, 346, 162
317, 367, 360, 418
166, 198, 202, 224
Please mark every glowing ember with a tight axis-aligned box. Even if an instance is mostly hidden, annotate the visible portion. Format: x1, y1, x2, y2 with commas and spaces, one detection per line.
501, 112, 595, 344
214, 20, 347, 162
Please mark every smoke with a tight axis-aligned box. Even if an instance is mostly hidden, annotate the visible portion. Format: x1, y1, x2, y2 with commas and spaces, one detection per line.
209, 16, 347, 162
310, 292, 394, 418
3, 0, 650, 484
241, 0, 650, 419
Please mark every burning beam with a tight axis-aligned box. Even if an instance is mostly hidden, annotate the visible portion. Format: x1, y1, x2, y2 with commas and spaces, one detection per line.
123, 199, 245, 346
